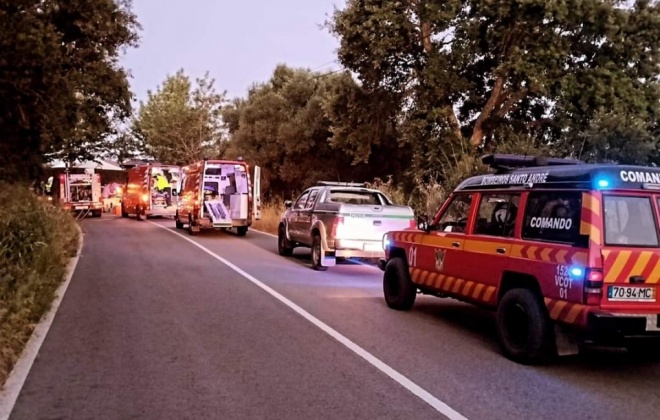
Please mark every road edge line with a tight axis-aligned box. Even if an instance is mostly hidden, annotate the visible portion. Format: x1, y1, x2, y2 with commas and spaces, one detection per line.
0, 224, 84, 420
149, 221, 469, 420
252, 228, 277, 238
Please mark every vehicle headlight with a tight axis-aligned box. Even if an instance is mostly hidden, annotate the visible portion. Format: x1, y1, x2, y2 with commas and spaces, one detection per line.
142, 194, 149, 202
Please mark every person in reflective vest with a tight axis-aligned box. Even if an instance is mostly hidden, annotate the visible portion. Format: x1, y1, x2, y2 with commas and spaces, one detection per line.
154, 174, 172, 206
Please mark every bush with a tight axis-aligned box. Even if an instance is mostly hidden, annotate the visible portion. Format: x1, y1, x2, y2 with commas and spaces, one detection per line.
0, 182, 80, 386
252, 199, 285, 235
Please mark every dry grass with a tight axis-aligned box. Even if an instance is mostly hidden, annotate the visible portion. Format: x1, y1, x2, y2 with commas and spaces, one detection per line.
252, 200, 285, 235
0, 183, 80, 387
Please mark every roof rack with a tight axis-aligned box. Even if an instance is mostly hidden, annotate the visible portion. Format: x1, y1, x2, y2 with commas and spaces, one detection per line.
317, 181, 367, 187
482, 154, 584, 173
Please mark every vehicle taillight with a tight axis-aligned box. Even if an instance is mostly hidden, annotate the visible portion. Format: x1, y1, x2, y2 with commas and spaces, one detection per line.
583, 269, 604, 305
331, 216, 344, 237
409, 219, 416, 229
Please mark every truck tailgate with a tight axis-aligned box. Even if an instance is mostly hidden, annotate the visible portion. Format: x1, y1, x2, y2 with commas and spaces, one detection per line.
336, 204, 414, 241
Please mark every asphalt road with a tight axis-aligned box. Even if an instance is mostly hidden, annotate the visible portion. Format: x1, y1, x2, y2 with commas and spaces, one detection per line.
9, 215, 660, 419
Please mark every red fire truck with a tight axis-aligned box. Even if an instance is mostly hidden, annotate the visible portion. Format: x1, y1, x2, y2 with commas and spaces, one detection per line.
53, 171, 103, 217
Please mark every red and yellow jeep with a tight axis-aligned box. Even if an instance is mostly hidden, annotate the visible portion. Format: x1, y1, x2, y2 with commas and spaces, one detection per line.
379, 154, 660, 364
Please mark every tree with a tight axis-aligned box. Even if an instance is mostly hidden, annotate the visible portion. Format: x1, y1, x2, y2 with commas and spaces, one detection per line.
0, 0, 140, 181
328, 0, 660, 183
133, 70, 226, 165
108, 129, 144, 165
221, 65, 406, 200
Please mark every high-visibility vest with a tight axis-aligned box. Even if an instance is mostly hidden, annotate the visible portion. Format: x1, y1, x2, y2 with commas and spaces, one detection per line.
156, 175, 170, 190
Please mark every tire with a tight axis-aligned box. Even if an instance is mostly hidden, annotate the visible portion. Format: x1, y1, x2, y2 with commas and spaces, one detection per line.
237, 226, 248, 237
93, 211, 102, 218
383, 257, 416, 310
187, 215, 197, 236
121, 203, 128, 218
175, 212, 184, 229
136, 206, 143, 221
278, 225, 294, 256
496, 288, 557, 365
311, 234, 328, 271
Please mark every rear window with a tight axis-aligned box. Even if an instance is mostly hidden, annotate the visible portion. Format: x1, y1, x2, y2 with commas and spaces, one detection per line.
603, 195, 659, 247
326, 190, 391, 205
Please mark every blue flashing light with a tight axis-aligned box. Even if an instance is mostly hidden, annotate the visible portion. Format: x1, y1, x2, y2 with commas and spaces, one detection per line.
570, 267, 584, 278
384, 239, 391, 247
596, 178, 610, 188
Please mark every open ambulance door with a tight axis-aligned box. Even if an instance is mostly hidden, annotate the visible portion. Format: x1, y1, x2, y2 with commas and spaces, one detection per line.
253, 165, 261, 220
92, 173, 102, 202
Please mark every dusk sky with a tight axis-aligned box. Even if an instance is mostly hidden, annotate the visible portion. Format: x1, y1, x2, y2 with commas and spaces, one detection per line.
120, 0, 346, 106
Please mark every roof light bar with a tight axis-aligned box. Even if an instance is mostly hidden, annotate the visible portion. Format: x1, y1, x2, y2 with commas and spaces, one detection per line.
481, 154, 584, 171
317, 181, 367, 187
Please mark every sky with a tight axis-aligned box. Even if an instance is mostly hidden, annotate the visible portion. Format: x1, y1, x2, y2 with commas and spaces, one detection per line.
120, 0, 346, 106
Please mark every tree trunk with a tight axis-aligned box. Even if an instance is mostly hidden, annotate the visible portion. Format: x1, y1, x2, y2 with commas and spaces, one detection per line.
469, 76, 505, 147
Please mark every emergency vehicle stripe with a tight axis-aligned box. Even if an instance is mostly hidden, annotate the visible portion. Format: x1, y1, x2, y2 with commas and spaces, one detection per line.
544, 298, 588, 326
580, 193, 602, 246
626, 252, 653, 281
642, 253, 660, 284
483, 286, 496, 303
583, 193, 601, 216
604, 251, 633, 283
555, 250, 569, 264
434, 274, 446, 289
462, 281, 475, 296
452, 279, 464, 294
540, 248, 553, 262
549, 300, 568, 319
472, 283, 485, 300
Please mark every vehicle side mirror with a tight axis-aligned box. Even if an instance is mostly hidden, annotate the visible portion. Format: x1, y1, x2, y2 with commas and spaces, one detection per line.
417, 215, 431, 233
284, 200, 292, 208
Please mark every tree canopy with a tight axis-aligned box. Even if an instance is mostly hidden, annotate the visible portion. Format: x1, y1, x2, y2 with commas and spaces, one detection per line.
328, 0, 660, 185
0, 0, 139, 181
132, 70, 226, 166
221, 65, 408, 200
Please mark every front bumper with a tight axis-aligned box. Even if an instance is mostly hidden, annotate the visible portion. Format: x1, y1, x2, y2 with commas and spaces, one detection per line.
333, 239, 384, 259
585, 312, 660, 346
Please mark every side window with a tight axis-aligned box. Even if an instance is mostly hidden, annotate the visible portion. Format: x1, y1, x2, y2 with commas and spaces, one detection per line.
304, 189, 320, 210
475, 193, 521, 238
294, 190, 310, 209
522, 191, 584, 245
436, 194, 473, 233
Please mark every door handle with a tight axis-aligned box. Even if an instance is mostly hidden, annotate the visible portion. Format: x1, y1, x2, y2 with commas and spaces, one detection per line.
451, 242, 460, 248
496, 248, 506, 254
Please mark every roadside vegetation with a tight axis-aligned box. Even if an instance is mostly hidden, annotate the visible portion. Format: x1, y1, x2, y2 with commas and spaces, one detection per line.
0, 183, 80, 385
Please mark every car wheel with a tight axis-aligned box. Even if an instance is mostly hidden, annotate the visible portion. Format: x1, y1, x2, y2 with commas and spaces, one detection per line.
278, 225, 294, 256
175, 212, 184, 229
237, 226, 248, 237
496, 288, 557, 365
311, 234, 327, 271
136, 206, 143, 221
383, 257, 416, 310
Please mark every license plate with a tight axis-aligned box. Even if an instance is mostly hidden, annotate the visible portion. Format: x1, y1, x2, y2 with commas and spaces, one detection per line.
74, 206, 86, 210
607, 285, 656, 302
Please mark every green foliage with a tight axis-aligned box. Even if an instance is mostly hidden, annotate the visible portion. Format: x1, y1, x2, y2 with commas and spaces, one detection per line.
0, 182, 79, 385
328, 0, 660, 187
0, 0, 140, 181
133, 69, 227, 165
222, 65, 406, 200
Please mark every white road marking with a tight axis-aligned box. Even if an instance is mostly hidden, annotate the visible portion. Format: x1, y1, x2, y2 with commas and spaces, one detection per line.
251, 229, 381, 271
0, 226, 84, 420
150, 221, 469, 420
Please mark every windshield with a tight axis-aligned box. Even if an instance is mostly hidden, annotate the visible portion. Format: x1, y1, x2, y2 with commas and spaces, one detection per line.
603, 195, 659, 247
326, 190, 391, 205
